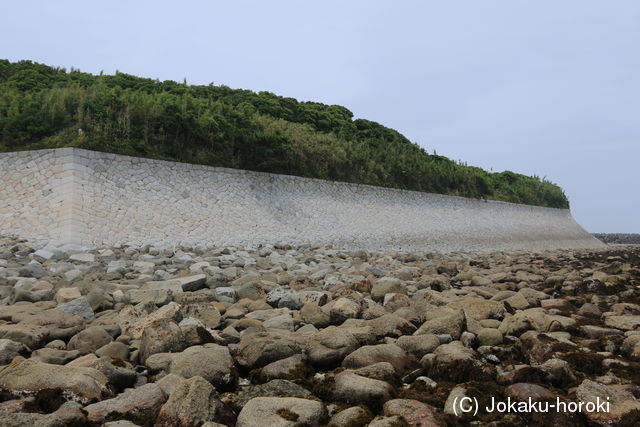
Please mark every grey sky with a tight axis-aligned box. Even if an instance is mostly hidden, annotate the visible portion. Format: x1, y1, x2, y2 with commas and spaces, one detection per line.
2, 1, 638, 232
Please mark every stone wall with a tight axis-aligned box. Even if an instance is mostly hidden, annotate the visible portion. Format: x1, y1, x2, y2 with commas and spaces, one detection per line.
0, 148, 604, 251
0, 149, 81, 243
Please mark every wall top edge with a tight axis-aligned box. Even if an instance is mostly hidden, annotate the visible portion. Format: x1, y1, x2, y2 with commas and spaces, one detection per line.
0, 147, 570, 213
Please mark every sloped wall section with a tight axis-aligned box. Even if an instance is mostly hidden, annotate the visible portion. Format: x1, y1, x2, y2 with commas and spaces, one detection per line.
0, 148, 604, 251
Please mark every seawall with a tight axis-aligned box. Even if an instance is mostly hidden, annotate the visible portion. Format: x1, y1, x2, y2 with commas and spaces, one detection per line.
0, 148, 604, 251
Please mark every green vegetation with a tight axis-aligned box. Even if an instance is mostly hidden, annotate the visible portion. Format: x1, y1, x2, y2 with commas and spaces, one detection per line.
0, 59, 569, 208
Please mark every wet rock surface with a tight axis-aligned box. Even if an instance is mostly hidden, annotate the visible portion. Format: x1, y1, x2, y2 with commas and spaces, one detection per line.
0, 235, 639, 425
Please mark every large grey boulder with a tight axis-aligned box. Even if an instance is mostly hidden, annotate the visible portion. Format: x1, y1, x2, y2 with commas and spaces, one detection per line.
139, 319, 185, 363
0, 413, 64, 427
447, 297, 506, 320
19, 309, 86, 342
236, 397, 327, 427
603, 315, 640, 330
236, 331, 302, 369
165, 344, 237, 391
119, 302, 181, 339
0, 358, 110, 403
425, 341, 492, 383
306, 326, 359, 367
342, 343, 415, 373
332, 371, 394, 405
0, 323, 48, 349
371, 277, 404, 301
330, 297, 361, 324
180, 303, 221, 328
414, 309, 466, 339
147, 344, 237, 390
156, 376, 228, 427
55, 297, 94, 320
300, 303, 331, 328
498, 308, 551, 336
228, 379, 312, 412
31, 348, 81, 364
396, 334, 441, 358
266, 286, 303, 310
0, 339, 30, 365
83, 383, 167, 424
329, 406, 373, 427
67, 326, 113, 354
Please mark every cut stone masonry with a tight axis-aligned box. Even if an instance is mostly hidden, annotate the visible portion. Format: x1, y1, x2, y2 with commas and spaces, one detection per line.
0, 148, 604, 251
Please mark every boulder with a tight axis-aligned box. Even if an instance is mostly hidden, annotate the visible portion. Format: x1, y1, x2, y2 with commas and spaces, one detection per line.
353, 362, 398, 383
55, 287, 82, 304
477, 328, 503, 346
228, 380, 311, 412
0, 413, 64, 427
156, 376, 228, 427
161, 344, 237, 391
260, 354, 310, 381
342, 343, 415, 373
31, 348, 80, 364
366, 313, 417, 338
180, 303, 221, 328
0, 339, 30, 365
330, 297, 361, 324
448, 297, 505, 320
69, 253, 95, 263
576, 379, 640, 425
139, 319, 185, 363
177, 274, 207, 291
498, 308, 551, 336
86, 287, 114, 311
505, 382, 555, 401
236, 397, 327, 427
128, 289, 172, 305
414, 309, 465, 339
83, 383, 167, 424
0, 358, 110, 403
67, 326, 113, 354
396, 334, 441, 358
329, 406, 373, 427
371, 277, 404, 301
621, 335, 640, 361
96, 341, 130, 360
603, 315, 640, 331
266, 286, 303, 310
19, 309, 86, 341
236, 331, 302, 369
426, 341, 492, 382
264, 313, 295, 330
55, 297, 94, 320
383, 399, 440, 426
88, 358, 137, 391
300, 303, 330, 328
156, 373, 185, 396
120, 302, 181, 339
540, 358, 577, 387
0, 324, 47, 349
517, 331, 574, 364
306, 326, 359, 367
333, 371, 394, 405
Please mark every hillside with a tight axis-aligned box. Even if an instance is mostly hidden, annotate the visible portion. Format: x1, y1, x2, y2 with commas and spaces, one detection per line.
0, 60, 568, 208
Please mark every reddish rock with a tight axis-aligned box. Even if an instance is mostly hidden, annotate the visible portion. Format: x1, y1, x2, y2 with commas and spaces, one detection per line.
383, 399, 442, 426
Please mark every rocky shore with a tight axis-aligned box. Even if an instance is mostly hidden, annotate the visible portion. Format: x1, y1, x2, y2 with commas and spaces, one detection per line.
0, 236, 639, 426
593, 233, 640, 245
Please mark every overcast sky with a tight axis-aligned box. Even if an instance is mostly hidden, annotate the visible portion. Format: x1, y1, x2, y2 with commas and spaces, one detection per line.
3, 1, 638, 232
